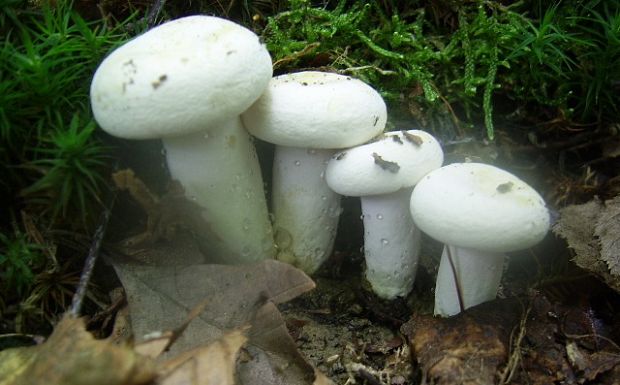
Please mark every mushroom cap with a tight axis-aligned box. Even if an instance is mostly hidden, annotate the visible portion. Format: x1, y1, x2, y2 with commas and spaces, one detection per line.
241, 71, 386, 149
325, 130, 443, 196
410, 162, 550, 253
90, 15, 272, 139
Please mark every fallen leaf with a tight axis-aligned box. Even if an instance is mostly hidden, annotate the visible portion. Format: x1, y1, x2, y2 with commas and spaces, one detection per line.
158, 328, 247, 385
111, 241, 323, 385
401, 299, 519, 385
595, 196, 620, 276
134, 299, 211, 358
566, 341, 620, 381
402, 293, 620, 385
237, 301, 315, 385
112, 169, 222, 260
0, 314, 156, 385
553, 196, 620, 292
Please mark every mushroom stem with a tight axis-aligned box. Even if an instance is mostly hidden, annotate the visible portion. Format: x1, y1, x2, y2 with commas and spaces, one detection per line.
361, 187, 420, 299
434, 245, 505, 317
163, 117, 275, 263
272, 146, 341, 273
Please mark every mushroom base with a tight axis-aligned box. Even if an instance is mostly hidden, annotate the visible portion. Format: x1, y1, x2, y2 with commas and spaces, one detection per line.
163, 117, 275, 263
361, 188, 420, 299
434, 245, 505, 317
272, 146, 340, 274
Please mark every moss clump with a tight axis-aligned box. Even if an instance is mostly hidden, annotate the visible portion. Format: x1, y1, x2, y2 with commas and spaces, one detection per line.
262, 0, 620, 139
0, 0, 133, 330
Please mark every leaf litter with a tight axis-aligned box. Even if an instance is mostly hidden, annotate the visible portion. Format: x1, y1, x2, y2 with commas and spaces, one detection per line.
0, 253, 330, 385
401, 292, 620, 384
0, 314, 157, 385
5, 170, 620, 384
0, 169, 333, 385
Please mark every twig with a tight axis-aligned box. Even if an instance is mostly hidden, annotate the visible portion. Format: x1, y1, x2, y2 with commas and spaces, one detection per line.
563, 333, 620, 353
342, 65, 397, 76
68, 193, 116, 317
498, 302, 531, 384
273, 42, 321, 68
146, 0, 167, 27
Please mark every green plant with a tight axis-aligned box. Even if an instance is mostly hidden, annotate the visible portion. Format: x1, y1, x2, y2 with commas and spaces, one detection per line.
0, 0, 132, 330
263, 1, 442, 122
572, 2, 620, 120
21, 114, 110, 224
0, 1, 131, 228
0, 229, 44, 298
262, 0, 620, 139
261, 0, 514, 138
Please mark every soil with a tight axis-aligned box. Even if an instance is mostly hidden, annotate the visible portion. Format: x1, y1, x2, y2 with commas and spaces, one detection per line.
280, 274, 420, 385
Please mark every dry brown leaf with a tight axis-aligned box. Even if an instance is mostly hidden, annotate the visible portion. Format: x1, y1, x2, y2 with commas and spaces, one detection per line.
402, 294, 620, 385
113, 257, 315, 354
0, 314, 156, 385
312, 370, 335, 385
566, 341, 620, 381
135, 332, 175, 359
401, 299, 519, 385
157, 328, 248, 385
594, 196, 620, 276
112, 246, 322, 385
553, 198, 603, 265
135, 299, 211, 358
112, 169, 222, 261
553, 196, 620, 292
109, 305, 132, 345
237, 301, 315, 385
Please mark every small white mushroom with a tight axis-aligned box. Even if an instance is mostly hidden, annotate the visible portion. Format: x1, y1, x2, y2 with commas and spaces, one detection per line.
242, 71, 386, 274
90, 15, 275, 263
410, 162, 550, 317
325, 130, 443, 299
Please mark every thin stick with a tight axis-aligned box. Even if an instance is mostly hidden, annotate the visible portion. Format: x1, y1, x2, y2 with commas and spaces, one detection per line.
146, 0, 167, 27
69, 194, 116, 317
498, 303, 531, 384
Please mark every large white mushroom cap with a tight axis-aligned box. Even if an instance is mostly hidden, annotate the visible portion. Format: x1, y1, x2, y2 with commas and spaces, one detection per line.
90, 15, 272, 139
410, 162, 550, 253
241, 71, 387, 148
325, 130, 444, 196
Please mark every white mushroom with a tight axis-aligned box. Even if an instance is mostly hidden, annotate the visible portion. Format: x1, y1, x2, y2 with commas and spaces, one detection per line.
242, 71, 386, 274
410, 162, 550, 316
325, 130, 443, 299
90, 15, 275, 263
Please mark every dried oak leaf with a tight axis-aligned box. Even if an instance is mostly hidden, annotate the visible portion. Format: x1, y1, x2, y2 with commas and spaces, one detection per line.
0, 314, 156, 385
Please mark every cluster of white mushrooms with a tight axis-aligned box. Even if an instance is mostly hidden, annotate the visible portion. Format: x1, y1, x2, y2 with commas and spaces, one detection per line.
90, 16, 550, 317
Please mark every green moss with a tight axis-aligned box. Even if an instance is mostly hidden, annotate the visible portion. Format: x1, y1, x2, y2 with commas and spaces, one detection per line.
0, 0, 133, 327
0, 1, 132, 227
262, 0, 620, 139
